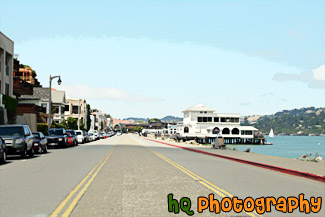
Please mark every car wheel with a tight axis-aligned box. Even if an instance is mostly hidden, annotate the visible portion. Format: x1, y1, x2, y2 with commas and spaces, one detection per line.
28, 145, 34, 157
21, 145, 27, 158
38, 145, 43, 154
44, 145, 48, 153
1, 150, 6, 163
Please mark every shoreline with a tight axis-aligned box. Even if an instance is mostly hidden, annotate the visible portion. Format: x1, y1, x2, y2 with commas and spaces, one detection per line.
140, 135, 325, 178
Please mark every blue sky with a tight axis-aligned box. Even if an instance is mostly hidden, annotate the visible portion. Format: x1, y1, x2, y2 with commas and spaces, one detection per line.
1, 0, 324, 118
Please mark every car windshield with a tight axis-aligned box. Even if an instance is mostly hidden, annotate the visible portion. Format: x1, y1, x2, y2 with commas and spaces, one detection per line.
48, 129, 64, 135
0, 127, 24, 137
89, 133, 93, 136
33, 133, 40, 139
76, 132, 82, 135
66, 130, 76, 135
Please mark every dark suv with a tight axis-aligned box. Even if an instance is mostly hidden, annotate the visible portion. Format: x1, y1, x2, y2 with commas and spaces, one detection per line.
0, 125, 35, 158
46, 128, 68, 148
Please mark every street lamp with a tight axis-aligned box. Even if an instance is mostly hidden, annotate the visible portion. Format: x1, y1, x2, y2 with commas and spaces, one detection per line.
48, 75, 62, 126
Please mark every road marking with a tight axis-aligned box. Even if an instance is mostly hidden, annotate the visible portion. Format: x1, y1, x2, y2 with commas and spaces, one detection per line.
150, 150, 263, 217
49, 146, 115, 217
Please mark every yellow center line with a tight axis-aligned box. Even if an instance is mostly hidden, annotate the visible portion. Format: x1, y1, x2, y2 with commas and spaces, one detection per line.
150, 149, 263, 217
62, 146, 115, 217
50, 146, 115, 217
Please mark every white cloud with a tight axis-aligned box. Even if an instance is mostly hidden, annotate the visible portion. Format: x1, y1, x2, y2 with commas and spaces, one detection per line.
313, 65, 325, 81
54, 84, 157, 102
273, 64, 325, 89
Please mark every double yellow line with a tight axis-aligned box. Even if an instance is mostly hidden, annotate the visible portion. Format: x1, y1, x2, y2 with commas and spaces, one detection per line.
50, 146, 115, 217
151, 150, 263, 217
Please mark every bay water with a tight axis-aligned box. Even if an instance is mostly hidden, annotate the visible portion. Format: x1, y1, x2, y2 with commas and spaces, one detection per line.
227, 136, 325, 159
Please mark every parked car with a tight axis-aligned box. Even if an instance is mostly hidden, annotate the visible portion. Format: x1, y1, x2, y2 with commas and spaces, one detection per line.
88, 130, 99, 140
0, 125, 34, 158
32, 132, 48, 153
0, 137, 7, 164
82, 130, 89, 142
66, 132, 76, 146
75, 130, 85, 144
66, 130, 78, 146
88, 133, 96, 142
99, 133, 104, 139
46, 128, 68, 148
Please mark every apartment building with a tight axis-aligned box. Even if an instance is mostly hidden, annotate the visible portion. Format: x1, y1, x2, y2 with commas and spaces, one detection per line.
0, 32, 14, 124
64, 98, 87, 128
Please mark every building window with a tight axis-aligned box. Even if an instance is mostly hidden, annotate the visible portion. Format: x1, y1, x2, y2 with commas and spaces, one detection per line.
5, 65, 9, 76
214, 117, 219, 122
203, 117, 207, 122
198, 117, 203, 122
221, 117, 226, 122
212, 127, 220, 134
241, 130, 252, 135
41, 103, 47, 109
204, 111, 207, 113
184, 127, 189, 133
200, 111, 203, 113
65, 105, 70, 112
72, 105, 79, 114
5, 83, 9, 95
232, 128, 239, 135
207, 117, 212, 122
222, 128, 230, 134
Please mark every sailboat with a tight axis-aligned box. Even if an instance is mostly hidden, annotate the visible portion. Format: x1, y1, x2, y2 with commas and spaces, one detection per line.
269, 128, 274, 137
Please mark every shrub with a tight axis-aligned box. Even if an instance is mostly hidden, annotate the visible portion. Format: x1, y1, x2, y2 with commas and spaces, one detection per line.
37, 123, 48, 135
3, 95, 18, 112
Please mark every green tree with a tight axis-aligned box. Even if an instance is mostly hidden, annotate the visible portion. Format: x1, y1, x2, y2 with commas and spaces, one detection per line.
148, 118, 160, 123
32, 70, 42, 87
101, 121, 104, 131
134, 126, 143, 133
86, 104, 91, 131
65, 117, 78, 130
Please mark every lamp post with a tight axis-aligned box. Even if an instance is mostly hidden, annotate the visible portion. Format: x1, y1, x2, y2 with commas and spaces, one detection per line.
48, 75, 62, 126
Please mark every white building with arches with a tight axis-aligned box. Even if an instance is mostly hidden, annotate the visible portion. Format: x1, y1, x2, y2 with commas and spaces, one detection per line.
177, 104, 264, 144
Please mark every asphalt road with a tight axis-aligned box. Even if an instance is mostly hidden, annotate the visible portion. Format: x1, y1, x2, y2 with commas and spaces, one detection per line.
0, 134, 324, 217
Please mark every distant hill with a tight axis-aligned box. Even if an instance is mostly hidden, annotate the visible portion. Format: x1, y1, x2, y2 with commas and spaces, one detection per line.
125, 116, 182, 123
251, 107, 325, 135
160, 116, 182, 122
124, 117, 149, 122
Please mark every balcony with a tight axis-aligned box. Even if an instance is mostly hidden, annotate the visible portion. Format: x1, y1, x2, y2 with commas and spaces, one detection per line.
53, 113, 64, 120
13, 77, 33, 96
16, 103, 46, 114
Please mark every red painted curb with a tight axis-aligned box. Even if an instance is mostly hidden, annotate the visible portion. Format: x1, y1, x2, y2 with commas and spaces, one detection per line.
144, 138, 325, 183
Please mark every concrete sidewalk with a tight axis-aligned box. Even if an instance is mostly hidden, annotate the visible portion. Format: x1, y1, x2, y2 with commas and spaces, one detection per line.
139, 136, 325, 177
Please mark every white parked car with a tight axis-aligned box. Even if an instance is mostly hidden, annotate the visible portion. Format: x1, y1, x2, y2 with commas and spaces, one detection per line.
88, 130, 99, 140
75, 130, 85, 144
88, 133, 96, 142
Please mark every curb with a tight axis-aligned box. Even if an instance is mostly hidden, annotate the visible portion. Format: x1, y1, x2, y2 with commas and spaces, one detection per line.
144, 138, 325, 183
